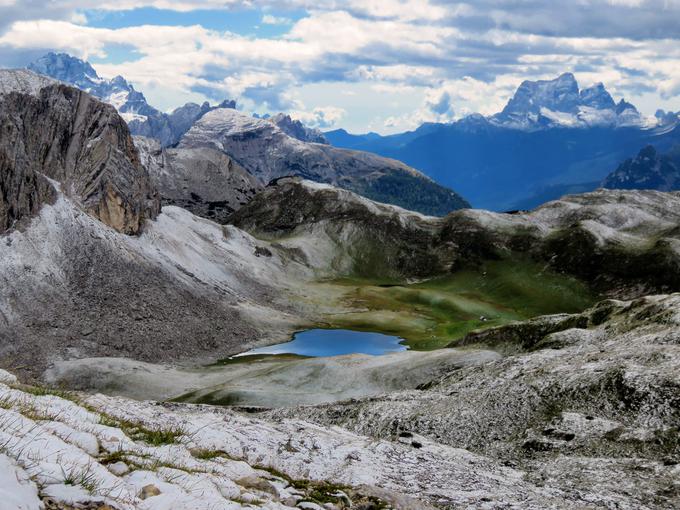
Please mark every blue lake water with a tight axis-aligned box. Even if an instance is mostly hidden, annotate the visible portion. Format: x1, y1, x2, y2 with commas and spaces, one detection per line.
236, 329, 408, 357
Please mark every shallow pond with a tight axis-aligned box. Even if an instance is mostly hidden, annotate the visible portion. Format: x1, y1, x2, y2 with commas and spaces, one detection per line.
235, 329, 407, 358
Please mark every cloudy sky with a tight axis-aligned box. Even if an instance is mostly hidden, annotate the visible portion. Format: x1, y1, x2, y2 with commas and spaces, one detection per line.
1, 0, 679, 133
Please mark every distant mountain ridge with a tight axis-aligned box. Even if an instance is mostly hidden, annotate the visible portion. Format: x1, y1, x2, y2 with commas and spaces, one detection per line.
27, 53, 332, 147
28, 52, 236, 146
26, 52, 468, 216
602, 144, 680, 191
490, 72, 649, 130
326, 74, 680, 211
177, 107, 470, 215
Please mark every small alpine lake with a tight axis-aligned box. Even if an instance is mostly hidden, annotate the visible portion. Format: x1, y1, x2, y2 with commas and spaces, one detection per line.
233, 329, 407, 359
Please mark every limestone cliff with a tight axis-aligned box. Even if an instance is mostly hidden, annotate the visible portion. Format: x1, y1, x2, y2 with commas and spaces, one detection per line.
0, 70, 159, 235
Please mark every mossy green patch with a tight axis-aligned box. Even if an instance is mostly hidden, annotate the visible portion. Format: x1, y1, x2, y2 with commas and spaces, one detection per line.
322, 258, 597, 350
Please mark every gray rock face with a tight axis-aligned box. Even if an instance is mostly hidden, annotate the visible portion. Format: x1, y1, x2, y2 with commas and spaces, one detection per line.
269, 113, 328, 143
268, 294, 680, 509
180, 108, 470, 216
0, 145, 55, 234
603, 144, 680, 191
0, 70, 159, 235
135, 136, 262, 223
0, 72, 58, 232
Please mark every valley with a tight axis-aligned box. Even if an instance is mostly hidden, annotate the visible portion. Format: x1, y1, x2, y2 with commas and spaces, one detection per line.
0, 62, 679, 510
318, 258, 596, 350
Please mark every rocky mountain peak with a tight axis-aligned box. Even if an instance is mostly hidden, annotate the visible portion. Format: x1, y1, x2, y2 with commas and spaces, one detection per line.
0, 69, 159, 235
269, 113, 329, 144
180, 107, 469, 215
579, 82, 616, 109
501, 73, 580, 118
492, 72, 644, 130
27, 52, 99, 89
602, 143, 680, 191
27, 52, 237, 147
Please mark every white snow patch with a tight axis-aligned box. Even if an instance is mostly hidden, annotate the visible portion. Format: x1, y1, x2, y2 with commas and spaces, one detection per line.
0, 455, 41, 510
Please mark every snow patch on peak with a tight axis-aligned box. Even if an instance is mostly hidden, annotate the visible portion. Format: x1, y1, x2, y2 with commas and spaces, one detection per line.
491, 73, 648, 131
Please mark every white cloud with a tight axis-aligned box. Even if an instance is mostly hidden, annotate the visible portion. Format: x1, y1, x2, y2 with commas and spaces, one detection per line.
345, 0, 449, 21
286, 10, 456, 57
262, 14, 292, 25
288, 105, 347, 128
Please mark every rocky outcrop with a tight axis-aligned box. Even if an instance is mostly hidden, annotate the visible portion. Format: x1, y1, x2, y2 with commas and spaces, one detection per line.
603, 144, 680, 191
230, 178, 680, 295
179, 108, 470, 216
0, 69, 159, 235
269, 293, 680, 509
269, 113, 328, 143
135, 136, 261, 223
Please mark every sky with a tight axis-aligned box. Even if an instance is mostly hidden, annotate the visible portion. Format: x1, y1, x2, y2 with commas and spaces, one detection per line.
0, 0, 679, 134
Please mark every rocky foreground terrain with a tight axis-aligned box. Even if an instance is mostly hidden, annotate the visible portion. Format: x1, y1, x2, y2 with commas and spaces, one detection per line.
1, 293, 679, 509
270, 294, 680, 508
1, 69, 680, 509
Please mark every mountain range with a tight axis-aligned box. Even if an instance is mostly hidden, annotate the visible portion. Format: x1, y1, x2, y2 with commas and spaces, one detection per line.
326, 73, 680, 210
28, 52, 467, 216
30, 53, 680, 213
1, 63, 680, 510
28, 52, 237, 147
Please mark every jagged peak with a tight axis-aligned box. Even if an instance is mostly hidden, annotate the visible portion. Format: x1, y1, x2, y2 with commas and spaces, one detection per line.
491, 72, 644, 130
27, 52, 99, 82
616, 98, 638, 113
579, 82, 616, 110
269, 112, 328, 143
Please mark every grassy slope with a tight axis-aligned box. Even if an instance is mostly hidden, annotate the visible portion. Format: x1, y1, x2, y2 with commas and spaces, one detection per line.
320, 258, 597, 350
